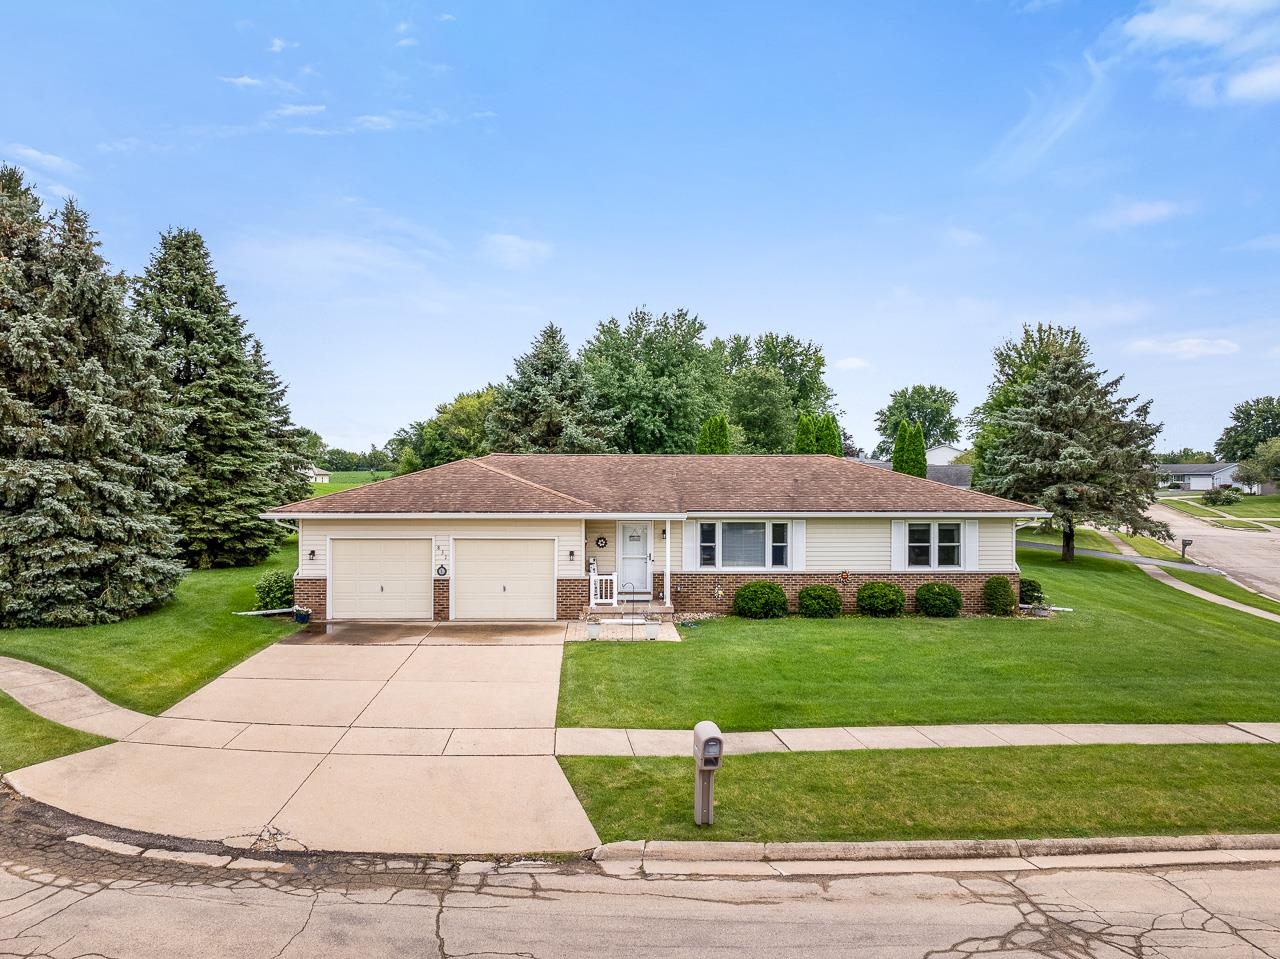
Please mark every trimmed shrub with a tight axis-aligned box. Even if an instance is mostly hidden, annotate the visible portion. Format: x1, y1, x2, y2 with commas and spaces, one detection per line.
856, 581, 905, 618
915, 582, 962, 618
797, 584, 842, 618
1019, 578, 1045, 606
983, 576, 1017, 616
732, 581, 788, 619
1202, 487, 1242, 506
254, 570, 294, 610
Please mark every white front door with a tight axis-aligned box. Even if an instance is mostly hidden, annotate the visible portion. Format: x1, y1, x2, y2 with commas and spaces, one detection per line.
618, 522, 651, 595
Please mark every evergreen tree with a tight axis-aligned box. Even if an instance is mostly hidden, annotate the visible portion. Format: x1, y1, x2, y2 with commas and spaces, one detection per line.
135, 228, 282, 568
248, 337, 311, 505
981, 340, 1167, 561
0, 170, 185, 626
891, 421, 927, 477
815, 413, 843, 457
486, 324, 617, 453
793, 413, 817, 453
695, 415, 731, 454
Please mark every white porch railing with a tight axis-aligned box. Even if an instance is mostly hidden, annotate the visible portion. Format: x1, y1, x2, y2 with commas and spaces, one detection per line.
589, 572, 617, 607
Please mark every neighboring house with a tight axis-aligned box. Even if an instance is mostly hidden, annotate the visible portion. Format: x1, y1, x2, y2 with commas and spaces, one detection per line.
1157, 462, 1239, 491
307, 466, 332, 483
855, 458, 973, 489
926, 443, 968, 465
263, 454, 1044, 622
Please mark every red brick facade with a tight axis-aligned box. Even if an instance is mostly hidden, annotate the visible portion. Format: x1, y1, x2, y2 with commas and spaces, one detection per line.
664, 571, 1016, 615
293, 577, 327, 617
434, 579, 450, 620
557, 579, 590, 620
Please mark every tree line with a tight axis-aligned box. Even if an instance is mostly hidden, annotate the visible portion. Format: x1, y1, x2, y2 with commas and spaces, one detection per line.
1, 167, 311, 627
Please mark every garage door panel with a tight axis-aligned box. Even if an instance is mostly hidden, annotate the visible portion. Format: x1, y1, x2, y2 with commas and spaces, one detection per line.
330, 539, 433, 620
454, 539, 556, 621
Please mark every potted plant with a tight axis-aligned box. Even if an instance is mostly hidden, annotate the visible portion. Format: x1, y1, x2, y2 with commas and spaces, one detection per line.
585, 616, 602, 640
1031, 602, 1051, 618
644, 616, 661, 640
293, 606, 312, 625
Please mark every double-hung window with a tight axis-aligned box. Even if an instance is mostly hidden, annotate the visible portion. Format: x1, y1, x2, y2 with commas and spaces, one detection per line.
698, 521, 790, 569
907, 522, 962, 569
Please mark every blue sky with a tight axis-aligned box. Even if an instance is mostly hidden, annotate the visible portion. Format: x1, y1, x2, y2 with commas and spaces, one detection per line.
5, 1, 1279, 454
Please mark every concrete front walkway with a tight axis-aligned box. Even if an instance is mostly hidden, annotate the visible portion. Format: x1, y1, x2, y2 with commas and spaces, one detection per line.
5, 625, 600, 855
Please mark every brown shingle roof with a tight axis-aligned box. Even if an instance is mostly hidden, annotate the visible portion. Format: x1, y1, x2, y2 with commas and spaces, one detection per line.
266, 454, 1039, 516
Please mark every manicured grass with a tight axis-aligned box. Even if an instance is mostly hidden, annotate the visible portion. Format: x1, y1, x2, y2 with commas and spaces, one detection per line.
326, 470, 393, 484
1213, 518, 1269, 530
560, 744, 1280, 843
1015, 527, 1118, 553
1114, 532, 1187, 562
309, 482, 368, 497
0, 540, 298, 714
1163, 568, 1280, 616
1210, 493, 1280, 518
557, 549, 1280, 731
1160, 498, 1219, 518
0, 693, 110, 775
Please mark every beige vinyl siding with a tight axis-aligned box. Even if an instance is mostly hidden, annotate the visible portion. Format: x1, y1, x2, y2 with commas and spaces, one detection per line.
297, 518, 585, 579
804, 519, 892, 571
584, 519, 682, 574
978, 518, 1017, 570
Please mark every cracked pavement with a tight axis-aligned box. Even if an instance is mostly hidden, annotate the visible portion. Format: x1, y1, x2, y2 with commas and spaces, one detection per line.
2, 790, 1279, 957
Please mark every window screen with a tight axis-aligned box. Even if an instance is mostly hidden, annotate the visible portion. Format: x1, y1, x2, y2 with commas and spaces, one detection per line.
937, 523, 961, 567
699, 523, 717, 567
771, 523, 788, 567
907, 523, 932, 567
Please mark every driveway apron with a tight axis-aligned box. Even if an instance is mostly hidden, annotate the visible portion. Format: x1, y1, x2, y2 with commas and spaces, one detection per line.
6, 623, 600, 855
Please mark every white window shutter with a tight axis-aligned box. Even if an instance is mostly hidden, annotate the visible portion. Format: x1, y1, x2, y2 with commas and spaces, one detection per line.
683, 520, 698, 570
791, 520, 806, 571
890, 520, 906, 571
964, 520, 980, 571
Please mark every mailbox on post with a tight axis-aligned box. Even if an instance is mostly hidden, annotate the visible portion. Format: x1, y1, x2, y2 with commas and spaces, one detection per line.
693, 720, 723, 826
1181, 538, 1193, 561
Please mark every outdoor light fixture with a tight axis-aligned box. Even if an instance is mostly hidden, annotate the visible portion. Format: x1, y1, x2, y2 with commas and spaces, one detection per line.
569, 549, 576, 561
308, 549, 316, 560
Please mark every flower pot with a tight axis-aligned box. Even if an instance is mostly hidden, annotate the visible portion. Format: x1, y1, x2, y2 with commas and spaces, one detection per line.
586, 621, 601, 640
294, 609, 311, 625
1032, 606, 1051, 618
644, 621, 660, 640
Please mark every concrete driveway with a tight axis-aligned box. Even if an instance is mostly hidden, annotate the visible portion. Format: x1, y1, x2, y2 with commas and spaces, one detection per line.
7, 623, 600, 855
1151, 503, 1280, 599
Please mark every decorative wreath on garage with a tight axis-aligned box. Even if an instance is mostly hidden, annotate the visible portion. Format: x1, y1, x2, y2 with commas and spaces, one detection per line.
595, 536, 608, 548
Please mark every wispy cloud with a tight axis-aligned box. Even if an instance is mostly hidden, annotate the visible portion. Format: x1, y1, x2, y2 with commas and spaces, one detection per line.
437, 13, 456, 21
352, 109, 449, 131
395, 37, 419, 47
271, 103, 326, 118
982, 54, 1107, 178
267, 37, 297, 54
94, 136, 170, 154
219, 74, 264, 88
479, 233, 552, 270
1233, 232, 1280, 251
1129, 335, 1240, 359
941, 226, 985, 248
3, 143, 79, 175
833, 356, 871, 371
1226, 57, 1280, 101
1088, 197, 1187, 229
395, 20, 413, 34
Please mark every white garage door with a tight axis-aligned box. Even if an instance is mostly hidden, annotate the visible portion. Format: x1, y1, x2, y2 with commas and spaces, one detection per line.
329, 538, 434, 620
453, 539, 557, 621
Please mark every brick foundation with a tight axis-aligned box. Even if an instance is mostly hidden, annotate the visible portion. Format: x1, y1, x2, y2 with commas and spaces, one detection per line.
667, 571, 1017, 615
557, 579, 589, 620
293, 577, 327, 617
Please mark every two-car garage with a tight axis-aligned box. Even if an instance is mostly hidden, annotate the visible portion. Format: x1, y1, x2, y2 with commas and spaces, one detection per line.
327, 537, 556, 621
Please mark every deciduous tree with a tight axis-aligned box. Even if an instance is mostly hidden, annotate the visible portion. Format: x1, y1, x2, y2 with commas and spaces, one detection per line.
1215, 396, 1280, 462
873, 385, 960, 459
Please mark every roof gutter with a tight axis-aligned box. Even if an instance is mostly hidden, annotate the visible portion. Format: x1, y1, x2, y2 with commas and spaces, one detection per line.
260, 509, 1050, 521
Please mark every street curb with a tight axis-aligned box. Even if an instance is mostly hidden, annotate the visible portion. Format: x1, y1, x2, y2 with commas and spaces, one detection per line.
593, 833, 1280, 863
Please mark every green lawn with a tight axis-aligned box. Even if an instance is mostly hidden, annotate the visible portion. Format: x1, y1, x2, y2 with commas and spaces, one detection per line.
310, 482, 369, 497
0, 693, 110, 776
1210, 493, 1280, 518
0, 540, 298, 714
1160, 498, 1220, 518
326, 470, 393, 485
561, 744, 1280, 843
557, 549, 1280, 731
1213, 518, 1269, 530
1114, 532, 1187, 562
1015, 527, 1118, 553
1163, 568, 1280, 616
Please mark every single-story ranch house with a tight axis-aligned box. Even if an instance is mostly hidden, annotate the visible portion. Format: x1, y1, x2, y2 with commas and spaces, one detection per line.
1156, 462, 1239, 491
262, 454, 1048, 621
